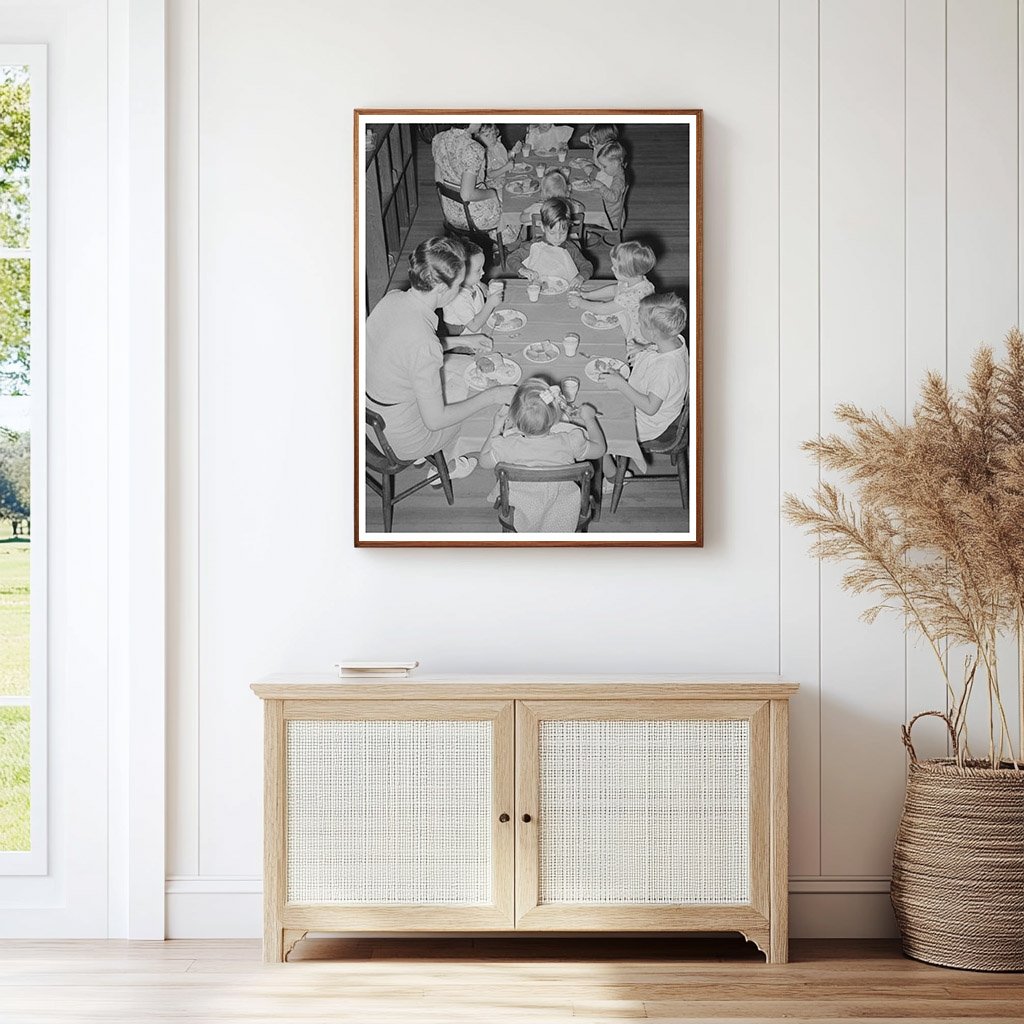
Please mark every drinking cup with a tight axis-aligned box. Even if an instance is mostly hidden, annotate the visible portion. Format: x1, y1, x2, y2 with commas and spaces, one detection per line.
567, 291, 581, 309
557, 148, 567, 163
523, 143, 532, 157
488, 280, 504, 297
562, 376, 580, 403
563, 332, 580, 357
527, 283, 541, 302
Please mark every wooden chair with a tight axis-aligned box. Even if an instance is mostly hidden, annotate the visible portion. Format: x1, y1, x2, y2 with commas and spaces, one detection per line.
609, 396, 690, 522
529, 209, 586, 248
435, 181, 506, 268
365, 409, 453, 533
493, 462, 596, 533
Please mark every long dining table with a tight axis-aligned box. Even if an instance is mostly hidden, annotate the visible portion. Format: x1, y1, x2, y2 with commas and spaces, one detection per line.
451, 280, 645, 476
494, 149, 612, 232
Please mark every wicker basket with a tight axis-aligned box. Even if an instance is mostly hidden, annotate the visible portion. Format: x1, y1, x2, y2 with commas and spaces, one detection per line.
890, 712, 1024, 972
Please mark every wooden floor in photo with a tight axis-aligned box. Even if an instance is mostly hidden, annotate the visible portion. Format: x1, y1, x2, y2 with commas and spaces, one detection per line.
2, 937, 1023, 1022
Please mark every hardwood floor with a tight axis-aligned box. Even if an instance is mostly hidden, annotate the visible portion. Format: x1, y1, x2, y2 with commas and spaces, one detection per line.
2, 937, 1021, 1022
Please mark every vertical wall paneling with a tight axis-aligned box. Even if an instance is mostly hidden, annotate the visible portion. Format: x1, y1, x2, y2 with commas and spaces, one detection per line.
165, 0, 1024, 934
779, 0, 822, 877
946, 0, 1021, 765
167, 0, 201, 878
904, 0, 950, 758
818, 0, 908, 875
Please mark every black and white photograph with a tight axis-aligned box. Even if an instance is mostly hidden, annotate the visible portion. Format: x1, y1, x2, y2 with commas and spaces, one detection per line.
356, 111, 701, 547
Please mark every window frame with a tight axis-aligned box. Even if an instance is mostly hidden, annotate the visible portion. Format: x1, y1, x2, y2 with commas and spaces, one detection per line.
0, 45, 47, 875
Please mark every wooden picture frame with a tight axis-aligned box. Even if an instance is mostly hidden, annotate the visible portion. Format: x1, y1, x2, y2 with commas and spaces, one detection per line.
355, 110, 702, 547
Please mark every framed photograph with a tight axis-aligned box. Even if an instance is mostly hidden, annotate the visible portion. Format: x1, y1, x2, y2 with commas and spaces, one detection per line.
355, 109, 702, 547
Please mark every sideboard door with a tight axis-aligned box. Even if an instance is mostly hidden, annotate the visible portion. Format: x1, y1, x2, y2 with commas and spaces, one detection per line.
272, 700, 515, 934
514, 699, 772, 941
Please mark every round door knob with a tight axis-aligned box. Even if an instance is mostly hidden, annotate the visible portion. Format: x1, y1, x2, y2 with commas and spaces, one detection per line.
522, 813, 532, 823
498, 813, 510, 823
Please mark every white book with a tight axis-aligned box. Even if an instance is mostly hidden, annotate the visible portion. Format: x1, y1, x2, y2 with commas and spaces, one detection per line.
334, 661, 419, 679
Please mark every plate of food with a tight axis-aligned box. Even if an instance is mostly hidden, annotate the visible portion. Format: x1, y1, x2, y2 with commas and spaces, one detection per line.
540, 275, 569, 295
487, 309, 528, 333
585, 356, 630, 383
505, 177, 540, 197
572, 178, 600, 192
523, 340, 560, 364
465, 354, 522, 391
512, 161, 529, 171
581, 309, 622, 330
569, 157, 593, 171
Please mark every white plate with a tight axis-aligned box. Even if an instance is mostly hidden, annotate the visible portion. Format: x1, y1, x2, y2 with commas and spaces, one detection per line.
465, 355, 522, 391
505, 177, 539, 196
540, 276, 569, 295
523, 341, 560, 364
581, 310, 621, 331
585, 357, 630, 383
572, 178, 600, 191
569, 157, 593, 171
487, 309, 528, 333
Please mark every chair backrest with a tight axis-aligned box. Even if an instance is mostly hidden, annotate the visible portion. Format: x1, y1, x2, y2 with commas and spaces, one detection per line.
435, 180, 480, 233
529, 209, 585, 246
365, 407, 407, 473
641, 391, 690, 456
494, 462, 596, 533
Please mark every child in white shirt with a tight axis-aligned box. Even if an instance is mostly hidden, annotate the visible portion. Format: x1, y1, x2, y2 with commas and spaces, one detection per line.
599, 291, 688, 444
441, 240, 501, 337
524, 123, 574, 155
572, 240, 656, 345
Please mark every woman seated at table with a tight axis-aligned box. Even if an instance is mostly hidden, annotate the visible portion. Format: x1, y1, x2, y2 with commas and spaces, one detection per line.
431, 124, 502, 238
366, 236, 515, 480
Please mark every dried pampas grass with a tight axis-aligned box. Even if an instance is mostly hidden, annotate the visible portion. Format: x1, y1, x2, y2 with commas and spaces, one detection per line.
784, 328, 1024, 770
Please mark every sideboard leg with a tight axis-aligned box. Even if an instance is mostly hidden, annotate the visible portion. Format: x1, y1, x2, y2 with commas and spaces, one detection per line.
769, 699, 790, 966
264, 925, 284, 964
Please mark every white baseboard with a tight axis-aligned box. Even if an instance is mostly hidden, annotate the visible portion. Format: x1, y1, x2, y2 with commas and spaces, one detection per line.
165, 877, 898, 940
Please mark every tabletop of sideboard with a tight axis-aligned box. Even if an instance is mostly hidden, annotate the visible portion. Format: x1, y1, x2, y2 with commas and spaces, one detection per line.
251, 674, 800, 701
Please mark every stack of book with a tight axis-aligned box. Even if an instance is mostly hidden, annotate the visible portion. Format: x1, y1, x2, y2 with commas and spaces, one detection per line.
334, 661, 419, 680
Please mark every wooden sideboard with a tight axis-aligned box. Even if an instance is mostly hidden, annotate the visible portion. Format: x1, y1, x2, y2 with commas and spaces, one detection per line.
252, 676, 798, 963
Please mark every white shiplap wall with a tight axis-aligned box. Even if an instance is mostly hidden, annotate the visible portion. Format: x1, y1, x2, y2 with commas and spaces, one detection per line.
165, 0, 1024, 937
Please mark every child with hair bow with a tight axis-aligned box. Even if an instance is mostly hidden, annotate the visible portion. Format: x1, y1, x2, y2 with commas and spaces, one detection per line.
480, 378, 605, 533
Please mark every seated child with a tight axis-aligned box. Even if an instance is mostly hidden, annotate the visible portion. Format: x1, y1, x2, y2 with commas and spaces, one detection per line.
598, 292, 688, 449
506, 198, 593, 289
522, 169, 584, 222
477, 124, 511, 185
573, 240, 656, 345
440, 239, 501, 337
590, 140, 628, 232
524, 123, 574, 154
579, 124, 619, 163
480, 378, 606, 532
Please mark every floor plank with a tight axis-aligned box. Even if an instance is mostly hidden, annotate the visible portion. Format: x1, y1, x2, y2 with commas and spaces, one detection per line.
0, 938, 1021, 1023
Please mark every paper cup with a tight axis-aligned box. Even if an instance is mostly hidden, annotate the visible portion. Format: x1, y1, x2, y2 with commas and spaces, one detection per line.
557, 149, 567, 163
527, 283, 541, 302
535, 163, 546, 177
563, 333, 580, 356
523, 144, 531, 157
562, 376, 580, 403
488, 280, 504, 296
